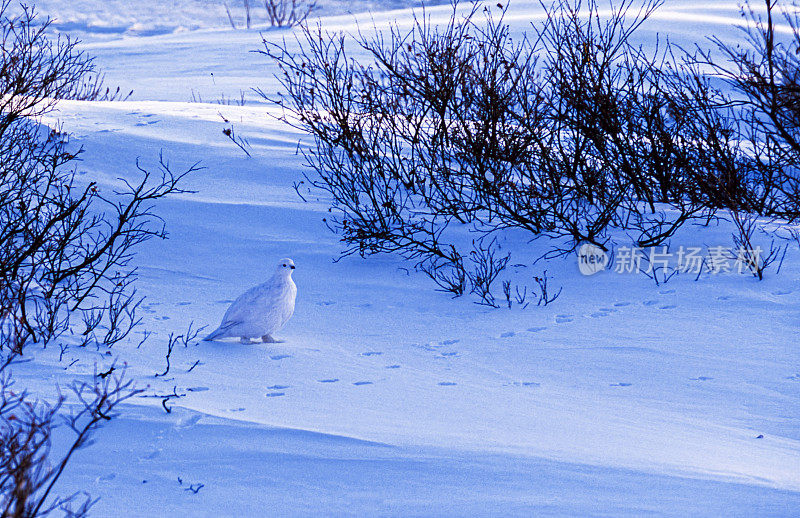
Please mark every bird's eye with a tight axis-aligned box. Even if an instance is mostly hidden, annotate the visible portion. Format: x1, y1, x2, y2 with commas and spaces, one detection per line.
283, 264, 286, 267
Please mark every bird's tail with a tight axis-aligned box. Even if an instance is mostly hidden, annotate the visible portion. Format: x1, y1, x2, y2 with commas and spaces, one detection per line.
203, 320, 239, 341
203, 326, 228, 342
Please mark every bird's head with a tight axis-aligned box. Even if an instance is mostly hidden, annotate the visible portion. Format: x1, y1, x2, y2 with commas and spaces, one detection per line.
275, 258, 296, 278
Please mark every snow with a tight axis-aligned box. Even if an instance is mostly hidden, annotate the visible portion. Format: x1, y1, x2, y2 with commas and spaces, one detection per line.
31, 0, 449, 41
48, 407, 800, 516
14, 0, 800, 515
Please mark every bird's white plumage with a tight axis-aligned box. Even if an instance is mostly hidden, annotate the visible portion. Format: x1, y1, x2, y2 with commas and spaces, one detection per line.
205, 258, 297, 343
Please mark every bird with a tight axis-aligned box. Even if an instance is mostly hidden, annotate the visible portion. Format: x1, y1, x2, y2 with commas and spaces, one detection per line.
204, 258, 297, 343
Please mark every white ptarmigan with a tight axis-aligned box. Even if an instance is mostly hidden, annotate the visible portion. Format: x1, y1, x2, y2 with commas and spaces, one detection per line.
204, 258, 297, 343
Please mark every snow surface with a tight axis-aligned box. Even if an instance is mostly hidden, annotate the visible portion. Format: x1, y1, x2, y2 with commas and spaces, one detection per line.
31, 0, 445, 40
14, 0, 800, 515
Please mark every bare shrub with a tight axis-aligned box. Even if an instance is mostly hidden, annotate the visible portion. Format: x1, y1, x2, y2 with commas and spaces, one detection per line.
224, 2, 238, 29
635, 244, 680, 285
265, 0, 317, 27
262, 1, 542, 290
703, 0, 800, 174
264, 0, 799, 291
532, 271, 561, 306
729, 211, 788, 279
0, 368, 139, 517
674, 0, 800, 278
0, 3, 197, 357
466, 239, 510, 308
526, 0, 718, 250
0, 3, 192, 513
418, 250, 467, 297
226, 0, 316, 28
155, 322, 205, 378
263, 0, 710, 295
418, 240, 511, 306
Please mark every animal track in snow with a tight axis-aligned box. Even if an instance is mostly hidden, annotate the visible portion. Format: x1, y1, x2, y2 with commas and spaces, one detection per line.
386, 365, 401, 369
440, 339, 460, 345
440, 351, 458, 357
659, 305, 677, 310
555, 314, 573, 324
613, 302, 631, 307
689, 376, 714, 381
361, 351, 383, 357
610, 382, 632, 387
500, 331, 516, 338
590, 307, 619, 318
643, 300, 659, 306
267, 385, 290, 390
353, 381, 373, 386
175, 414, 202, 429
438, 381, 457, 386
318, 378, 339, 383
527, 326, 547, 333
270, 354, 292, 361
265, 392, 285, 397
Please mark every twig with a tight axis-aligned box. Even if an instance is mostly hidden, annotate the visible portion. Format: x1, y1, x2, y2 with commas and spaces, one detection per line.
224, 2, 237, 29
